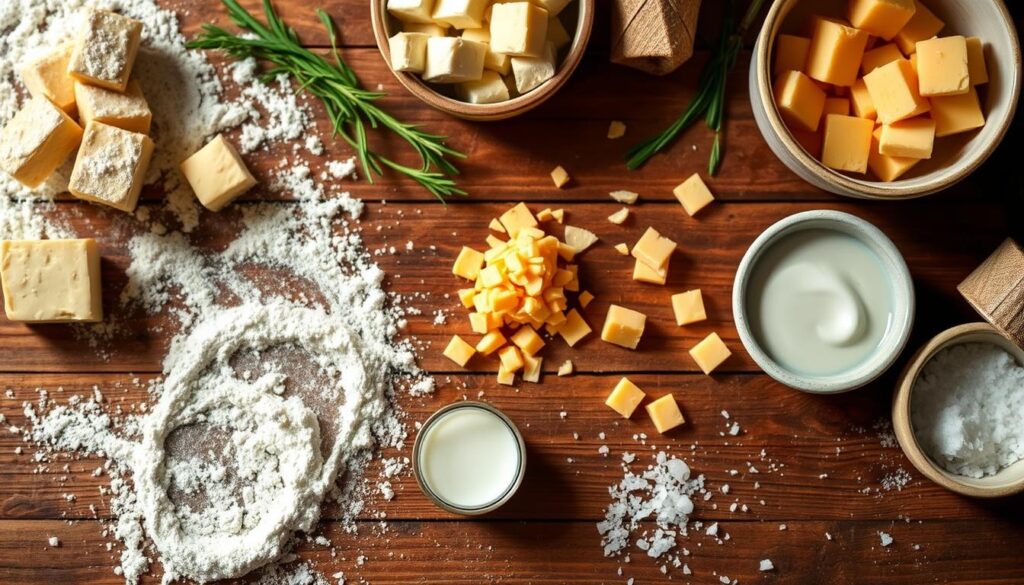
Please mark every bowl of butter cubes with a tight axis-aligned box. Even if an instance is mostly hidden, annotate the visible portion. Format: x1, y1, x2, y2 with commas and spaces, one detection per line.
371, 0, 594, 120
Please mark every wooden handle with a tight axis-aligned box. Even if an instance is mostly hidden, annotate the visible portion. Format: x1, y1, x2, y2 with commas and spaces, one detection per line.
610, 0, 702, 76
958, 238, 1024, 349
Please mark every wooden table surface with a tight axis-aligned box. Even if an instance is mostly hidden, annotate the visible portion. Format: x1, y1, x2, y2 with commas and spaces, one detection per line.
2, 1, 1024, 583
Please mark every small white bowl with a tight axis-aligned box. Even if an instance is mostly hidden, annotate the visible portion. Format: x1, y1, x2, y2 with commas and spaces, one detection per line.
732, 210, 915, 393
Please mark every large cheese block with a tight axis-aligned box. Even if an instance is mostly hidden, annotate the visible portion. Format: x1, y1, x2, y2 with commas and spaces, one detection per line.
67, 8, 143, 92
0, 97, 83, 189
1, 239, 102, 323
69, 121, 153, 213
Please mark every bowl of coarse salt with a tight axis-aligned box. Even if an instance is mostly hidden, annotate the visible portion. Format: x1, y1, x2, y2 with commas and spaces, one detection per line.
893, 239, 1024, 498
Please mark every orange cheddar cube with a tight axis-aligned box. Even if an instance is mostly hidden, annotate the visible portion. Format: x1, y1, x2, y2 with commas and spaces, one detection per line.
605, 377, 646, 418
806, 17, 870, 87
879, 117, 936, 159
930, 87, 986, 137
476, 330, 507, 355
861, 43, 904, 75
453, 246, 485, 280
601, 304, 647, 350
498, 345, 524, 372
850, 78, 877, 119
849, 0, 916, 41
916, 36, 970, 97
646, 394, 685, 434
558, 309, 591, 347
443, 335, 476, 367
965, 36, 988, 85
863, 59, 930, 124
868, 127, 919, 182
774, 34, 810, 74
510, 325, 545, 355
894, 1, 944, 55
774, 70, 827, 132
822, 114, 874, 173
824, 97, 850, 116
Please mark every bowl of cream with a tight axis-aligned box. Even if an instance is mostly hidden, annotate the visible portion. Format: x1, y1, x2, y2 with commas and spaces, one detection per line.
733, 210, 915, 394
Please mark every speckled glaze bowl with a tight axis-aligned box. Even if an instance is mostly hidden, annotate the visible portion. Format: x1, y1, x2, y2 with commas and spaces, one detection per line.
732, 210, 915, 394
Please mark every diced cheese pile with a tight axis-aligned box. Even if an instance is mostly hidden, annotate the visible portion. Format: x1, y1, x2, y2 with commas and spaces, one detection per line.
386, 0, 576, 104
771, 0, 989, 182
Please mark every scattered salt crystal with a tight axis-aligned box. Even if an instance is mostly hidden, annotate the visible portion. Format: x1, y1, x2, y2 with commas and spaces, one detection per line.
48, 536, 59, 547
759, 559, 774, 571
879, 531, 893, 547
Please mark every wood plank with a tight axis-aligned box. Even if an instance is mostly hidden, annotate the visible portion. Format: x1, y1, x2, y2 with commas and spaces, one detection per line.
2, 372, 1018, 523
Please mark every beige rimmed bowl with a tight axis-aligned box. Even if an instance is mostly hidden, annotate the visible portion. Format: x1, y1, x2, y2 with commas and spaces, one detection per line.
892, 322, 1024, 498
371, 0, 594, 121
749, 0, 1022, 199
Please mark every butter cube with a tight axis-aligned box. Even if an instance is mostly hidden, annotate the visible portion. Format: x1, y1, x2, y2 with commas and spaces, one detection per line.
689, 332, 731, 375
558, 308, 591, 347
386, 0, 436, 23
632, 257, 668, 285
673, 173, 715, 216
930, 87, 985, 137
498, 203, 538, 237
850, 78, 877, 119
476, 329, 507, 355
453, 246, 485, 280
965, 37, 988, 85
20, 44, 77, 114
462, 28, 512, 74
443, 335, 476, 366
457, 70, 510, 103
1, 239, 102, 323
547, 16, 571, 50
0, 97, 83, 189
863, 59, 930, 124
511, 42, 557, 94
774, 34, 810, 74
389, 32, 429, 73
848, 0, 916, 41
916, 36, 970, 97
74, 80, 152, 134
498, 345, 525, 372
894, 1, 944, 55
405, 22, 449, 36
773, 70, 826, 132
601, 304, 646, 350
179, 135, 257, 212
860, 43, 904, 75
879, 117, 935, 159
605, 377, 645, 418
631, 227, 676, 271
522, 354, 543, 383
68, 9, 143, 92
423, 37, 487, 83
868, 127, 919, 181
511, 325, 545, 355
822, 114, 874, 173
69, 122, 153, 213
432, 0, 490, 29
671, 289, 706, 326
645, 394, 685, 434
490, 2, 549, 57
806, 17, 870, 87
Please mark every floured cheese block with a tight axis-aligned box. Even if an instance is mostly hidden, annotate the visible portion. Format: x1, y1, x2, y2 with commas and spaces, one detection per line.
69, 121, 153, 213
423, 37, 487, 83
600, 304, 646, 349
74, 80, 152, 134
631, 227, 675, 271
774, 34, 810, 74
646, 394, 684, 433
848, 0, 916, 41
386, 0, 437, 23
462, 27, 511, 74
1, 239, 102, 323
443, 335, 476, 366
915, 36, 970, 97
563, 225, 597, 253
671, 289, 706, 326
547, 16, 571, 50
894, 1, 944, 55
806, 17, 869, 87
672, 173, 715, 217
457, 70, 511, 103
389, 32, 429, 73
868, 127, 919, 182
773, 70, 826, 133
605, 377, 645, 418
179, 135, 257, 212
490, 1, 548, 57
405, 22, 449, 36
510, 41, 557, 94
432, 0, 490, 30
863, 59, 930, 124
689, 332, 731, 375
20, 43, 77, 115
0, 97, 83, 189
878, 117, 935, 159
930, 87, 985, 137
68, 8, 143, 92
557, 308, 591, 347
822, 114, 874, 173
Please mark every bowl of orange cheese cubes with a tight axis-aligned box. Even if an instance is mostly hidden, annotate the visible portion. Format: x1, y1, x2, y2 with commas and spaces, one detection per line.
750, 0, 1021, 199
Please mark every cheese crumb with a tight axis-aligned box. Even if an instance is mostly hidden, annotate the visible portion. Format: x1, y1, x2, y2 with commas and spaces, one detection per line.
607, 120, 627, 139
607, 207, 630, 225
609, 190, 639, 204
550, 165, 571, 188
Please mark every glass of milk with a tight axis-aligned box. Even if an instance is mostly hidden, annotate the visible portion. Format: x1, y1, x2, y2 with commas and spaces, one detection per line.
413, 401, 526, 515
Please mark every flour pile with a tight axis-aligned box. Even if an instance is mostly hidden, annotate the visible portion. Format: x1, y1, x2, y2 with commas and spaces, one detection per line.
2, 1, 428, 583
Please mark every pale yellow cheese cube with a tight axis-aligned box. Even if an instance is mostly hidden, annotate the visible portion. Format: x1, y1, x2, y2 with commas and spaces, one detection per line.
671, 289, 706, 326
773, 70, 826, 132
607, 120, 627, 139
689, 332, 731, 375
476, 329, 507, 355
557, 359, 574, 376
490, 1, 549, 57
605, 377, 645, 418
432, 0, 489, 29
601, 304, 646, 350
386, 0, 437, 23
522, 353, 542, 383
423, 37, 487, 83
862, 59, 930, 124
443, 334, 476, 366
672, 173, 715, 217
631, 227, 676, 271
0, 239, 102, 323
497, 363, 515, 385
498, 345, 524, 372
645, 394, 685, 434
822, 114, 874, 174
469, 312, 490, 334
894, 1, 944, 55
550, 164, 570, 188
774, 34, 810, 74
20, 43, 77, 114
69, 122, 152, 213
179, 135, 257, 212
868, 127, 919, 182
0, 97, 83, 189
547, 16, 571, 50
68, 9, 143, 92
461, 28, 512, 74
498, 202, 538, 237
848, 0, 916, 41
405, 22, 449, 36
558, 308, 591, 347
860, 43, 904, 76
879, 117, 935, 159
511, 41, 557, 94
930, 87, 985, 137
916, 36, 970, 97
511, 325, 545, 355
457, 287, 476, 308
74, 80, 152, 135
965, 37, 988, 86
632, 257, 668, 285
457, 70, 511, 103
806, 17, 870, 87
388, 32, 429, 73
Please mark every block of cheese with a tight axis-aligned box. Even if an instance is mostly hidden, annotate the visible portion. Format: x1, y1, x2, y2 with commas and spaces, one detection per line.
824, 97, 850, 116
490, 1, 549, 57
457, 70, 511, 103
547, 16, 571, 50
74, 80, 152, 134
671, 289, 706, 326
497, 363, 515, 385
860, 43, 904, 75
879, 117, 935, 159
848, 0, 916, 41
68, 9, 143, 92
822, 114, 874, 173
476, 329, 507, 355
522, 353, 542, 383
689, 332, 731, 375
511, 325, 545, 355
405, 22, 448, 36
179, 135, 256, 212
511, 42, 557, 94
774, 34, 810, 74
453, 246, 485, 279
916, 36, 970, 97
0, 239, 102, 323
432, 0, 490, 29
20, 44, 77, 114
69, 122, 153, 213
850, 78, 877, 119
894, 1, 944, 55
443, 334, 476, 366
773, 70, 827, 132
423, 37, 487, 83
386, 0, 436, 23
498, 202, 538, 237
631, 227, 676, 271
645, 394, 685, 434
632, 257, 668, 285
601, 304, 646, 349
0, 97, 83, 189
462, 27, 511, 74
498, 345, 524, 372
868, 127, 919, 181
863, 59, 930, 124
930, 87, 985, 137
389, 32, 429, 73
605, 377, 645, 418
965, 37, 988, 85
558, 308, 591, 347
806, 17, 870, 87
672, 173, 715, 216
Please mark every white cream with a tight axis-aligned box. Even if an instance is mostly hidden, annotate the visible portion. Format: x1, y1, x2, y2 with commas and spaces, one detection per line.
747, 229, 893, 377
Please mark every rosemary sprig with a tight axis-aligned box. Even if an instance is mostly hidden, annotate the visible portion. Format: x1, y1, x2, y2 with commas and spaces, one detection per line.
188, 0, 466, 201
626, 0, 768, 175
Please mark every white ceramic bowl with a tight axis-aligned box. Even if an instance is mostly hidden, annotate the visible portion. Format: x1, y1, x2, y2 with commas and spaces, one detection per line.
749, 0, 1022, 199
733, 210, 915, 393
